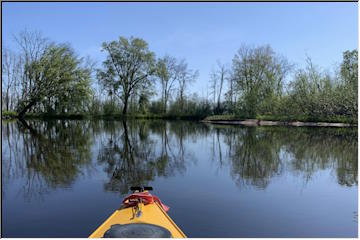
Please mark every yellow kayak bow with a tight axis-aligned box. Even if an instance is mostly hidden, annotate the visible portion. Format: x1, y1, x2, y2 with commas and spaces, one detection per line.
89, 187, 186, 238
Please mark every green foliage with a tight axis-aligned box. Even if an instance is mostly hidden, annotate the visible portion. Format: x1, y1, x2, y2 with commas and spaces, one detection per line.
284, 53, 357, 120
221, 47, 358, 123
341, 49, 358, 90
232, 45, 292, 117
16, 44, 92, 117
97, 36, 156, 115
167, 95, 212, 119
204, 115, 237, 121
102, 100, 120, 115
138, 91, 151, 114
88, 96, 102, 115
149, 100, 164, 114
3, 30, 356, 123
2, 111, 18, 119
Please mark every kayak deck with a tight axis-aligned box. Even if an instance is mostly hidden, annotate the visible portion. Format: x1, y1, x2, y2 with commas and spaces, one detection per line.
89, 202, 186, 238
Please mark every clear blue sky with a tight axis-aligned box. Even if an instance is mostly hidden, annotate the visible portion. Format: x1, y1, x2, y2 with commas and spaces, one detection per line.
2, 2, 358, 98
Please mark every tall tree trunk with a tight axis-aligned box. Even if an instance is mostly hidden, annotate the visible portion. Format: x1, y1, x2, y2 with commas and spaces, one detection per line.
6, 91, 9, 111
164, 94, 168, 113
122, 96, 128, 116
217, 74, 224, 111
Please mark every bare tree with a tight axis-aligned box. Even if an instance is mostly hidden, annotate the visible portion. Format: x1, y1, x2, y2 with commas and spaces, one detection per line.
2, 48, 15, 111
176, 59, 199, 111
209, 69, 217, 105
2, 47, 24, 111
156, 55, 179, 113
14, 29, 48, 99
210, 60, 228, 112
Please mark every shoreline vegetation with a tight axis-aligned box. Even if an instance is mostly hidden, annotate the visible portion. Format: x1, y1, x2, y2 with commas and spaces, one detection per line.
2, 111, 356, 127
2, 30, 358, 127
1, 111, 202, 120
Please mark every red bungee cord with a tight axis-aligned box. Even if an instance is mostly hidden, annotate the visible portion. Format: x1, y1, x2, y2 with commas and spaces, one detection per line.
122, 192, 170, 212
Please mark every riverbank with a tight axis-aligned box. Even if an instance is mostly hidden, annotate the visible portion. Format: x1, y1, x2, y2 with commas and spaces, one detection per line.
1, 111, 204, 121
202, 115, 357, 127
2, 112, 357, 127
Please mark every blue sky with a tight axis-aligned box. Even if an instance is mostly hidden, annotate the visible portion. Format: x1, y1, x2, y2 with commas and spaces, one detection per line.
2, 2, 358, 98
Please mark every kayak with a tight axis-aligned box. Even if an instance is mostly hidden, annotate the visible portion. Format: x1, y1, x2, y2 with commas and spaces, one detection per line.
89, 187, 186, 238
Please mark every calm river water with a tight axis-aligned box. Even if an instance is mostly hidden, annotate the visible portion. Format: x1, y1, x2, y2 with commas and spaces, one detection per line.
1, 120, 358, 237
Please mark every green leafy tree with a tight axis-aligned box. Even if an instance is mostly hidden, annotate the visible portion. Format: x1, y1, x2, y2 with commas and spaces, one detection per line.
16, 44, 92, 117
97, 36, 156, 116
341, 50, 358, 90
287, 52, 357, 121
339, 49, 358, 117
231, 45, 291, 117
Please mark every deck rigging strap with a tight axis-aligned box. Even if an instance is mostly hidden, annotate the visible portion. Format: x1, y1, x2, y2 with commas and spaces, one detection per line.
122, 192, 170, 212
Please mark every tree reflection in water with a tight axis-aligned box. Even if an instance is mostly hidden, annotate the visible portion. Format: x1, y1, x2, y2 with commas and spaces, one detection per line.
97, 120, 157, 193
2, 119, 93, 200
2, 120, 357, 201
97, 120, 198, 194
279, 127, 358, 187
213, 125, 357, 189
225, 127, 283, 189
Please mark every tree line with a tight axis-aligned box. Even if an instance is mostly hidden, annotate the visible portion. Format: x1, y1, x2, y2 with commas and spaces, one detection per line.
2, 30, 357, 122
